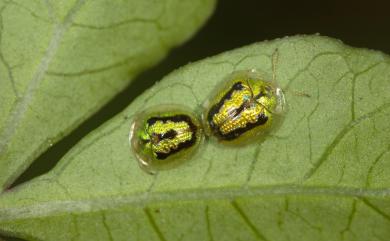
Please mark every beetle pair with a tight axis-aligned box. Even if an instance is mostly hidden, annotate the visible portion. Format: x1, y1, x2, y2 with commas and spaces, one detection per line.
130, 52, 286, 174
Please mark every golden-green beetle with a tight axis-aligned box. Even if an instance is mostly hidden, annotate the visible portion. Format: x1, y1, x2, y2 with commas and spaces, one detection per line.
129, 105, 203, 174
203, 69, 285, 145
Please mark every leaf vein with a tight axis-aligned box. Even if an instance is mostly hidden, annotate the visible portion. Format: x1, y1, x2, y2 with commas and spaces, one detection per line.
303, 101, 390, 181
340, 199, 357, 240
101, 211, 114, 241
365, 145, 390, 187
1, 185, 390, 222
360, 198, 390, 223
231, 200, 270, 241
72, 18, 164, 30
46, 55, 138, 77
205, 205, 214, 241
0, 2, 18, 97
144, 207, 167, 241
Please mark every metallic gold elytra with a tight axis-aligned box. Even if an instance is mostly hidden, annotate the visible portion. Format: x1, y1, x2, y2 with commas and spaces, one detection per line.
211, 81, 276, 136
145, 120, 193, 155
204, 70, 285, 144
130, 105, 203, 174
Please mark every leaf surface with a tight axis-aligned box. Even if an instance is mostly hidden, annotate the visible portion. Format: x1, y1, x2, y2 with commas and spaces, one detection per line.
0, 0, 216, 189
1, 35, 390, 241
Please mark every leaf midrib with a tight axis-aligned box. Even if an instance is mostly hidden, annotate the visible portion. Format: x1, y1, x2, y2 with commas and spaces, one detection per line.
1, 184, 389, 222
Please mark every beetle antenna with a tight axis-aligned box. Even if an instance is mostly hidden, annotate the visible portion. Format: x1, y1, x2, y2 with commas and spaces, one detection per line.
272, 48, 279, 85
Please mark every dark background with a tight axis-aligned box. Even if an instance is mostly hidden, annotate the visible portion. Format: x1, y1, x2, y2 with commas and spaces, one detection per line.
4, 0, 390, 239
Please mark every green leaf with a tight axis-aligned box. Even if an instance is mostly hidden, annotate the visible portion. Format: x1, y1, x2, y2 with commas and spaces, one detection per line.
0, 0, 216, 189
1, 35, 390, 241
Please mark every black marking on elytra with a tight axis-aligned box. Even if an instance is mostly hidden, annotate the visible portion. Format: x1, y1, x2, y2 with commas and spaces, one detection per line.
253, 90, 265, 100
232, 101, 249, 118
149, 129, 177, 145
207, 82, 245, 128
147, 114, 194, 126
146, 114, 198, 160
160, 129, 177, 139
141, 138, 150, 144
217, 112, 268, 141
